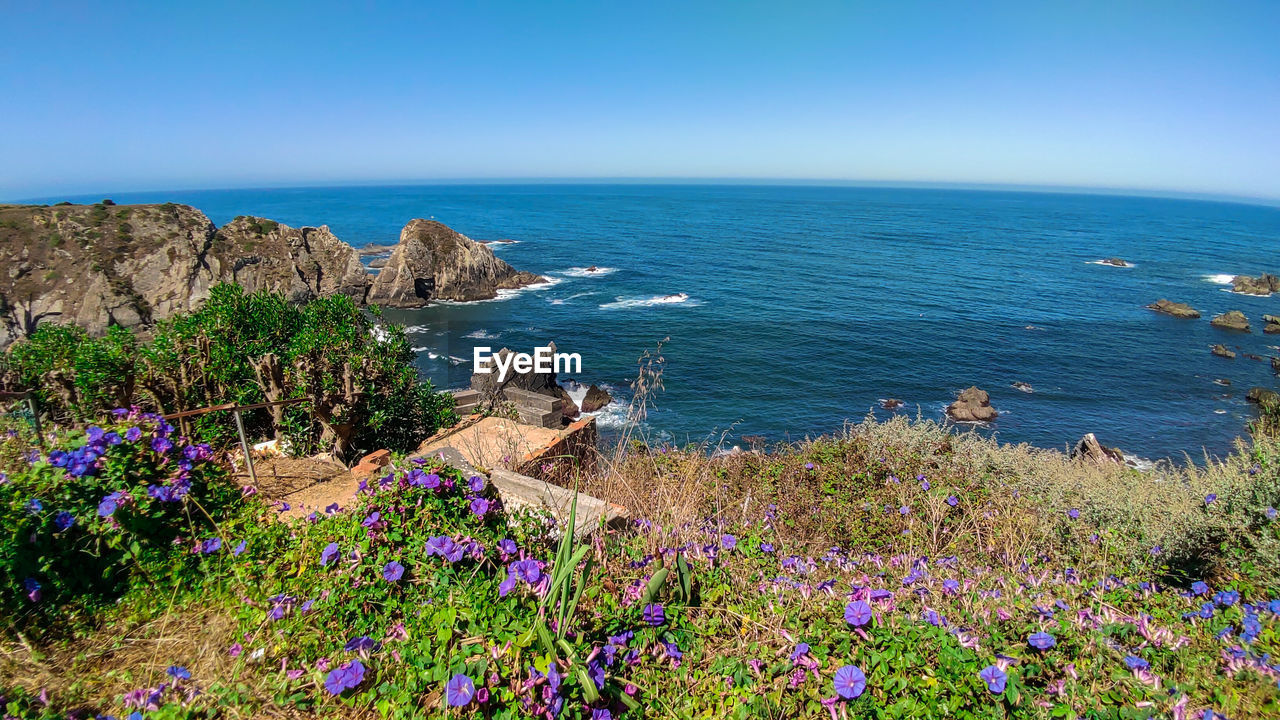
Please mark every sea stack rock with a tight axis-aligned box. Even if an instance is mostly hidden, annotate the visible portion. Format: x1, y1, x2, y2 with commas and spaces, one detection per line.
1146, 300, 1200, 319
1070, 433, 1125, 465
1211, 344, 1237, 359
1210, 310, 1251, 332
1232, 273, 1279, 297
946, 386, 998, 423
367, 219, 544, 306
209, 216, 369, 303
1263, 315, 1280, 334
578, 384, 613, 413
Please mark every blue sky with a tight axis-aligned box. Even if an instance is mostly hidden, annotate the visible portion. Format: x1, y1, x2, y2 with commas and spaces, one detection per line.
2, 1, 1277, 201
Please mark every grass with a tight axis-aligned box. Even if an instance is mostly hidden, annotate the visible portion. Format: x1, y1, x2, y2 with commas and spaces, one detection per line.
1, 399, 1278, 718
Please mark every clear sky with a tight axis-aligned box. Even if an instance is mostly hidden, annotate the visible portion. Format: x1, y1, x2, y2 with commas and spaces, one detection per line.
2, 1, 1277, 201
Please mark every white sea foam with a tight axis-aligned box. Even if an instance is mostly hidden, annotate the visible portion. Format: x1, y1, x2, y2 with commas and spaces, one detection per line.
411, 346, 429, 353
479, 239, 520, 245
548, 291, 597, 306
599, 292, 693, 310
557, 266, 618, 277
1204, 273, 1236, 285
464, 329, 501, 340
448, 355, 468, 365
401, 324, 432, 334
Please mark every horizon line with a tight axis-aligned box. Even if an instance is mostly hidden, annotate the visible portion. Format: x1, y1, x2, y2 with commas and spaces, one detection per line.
10, 178, 1280, 210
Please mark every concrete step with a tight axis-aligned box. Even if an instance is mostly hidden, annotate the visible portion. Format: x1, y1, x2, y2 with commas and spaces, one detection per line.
517, 407, 562, 428
451, 389, 481, 404
455, 403, 480, 415
505, 387, 561, 413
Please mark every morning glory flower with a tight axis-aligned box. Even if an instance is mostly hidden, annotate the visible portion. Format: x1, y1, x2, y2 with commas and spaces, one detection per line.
804, 462, 814, 470
1214, 589, 1239, 606
920, 479, 930, 491
323, 660, 365, 695
53, 511, 75, 531
1028, 631, 1056, 650
26, 499, 42, 514
468, 475, 485, 493
946, 496, 959, 506
470, 497, 491, 518
643, 603, 666, 626
1205, 493, 1217, 505
200, 537, 222, 554
979, 665, 1007, 694
899, 505, 910, 515
152, 437, 174, 454
761, 542, 775, 553
382, 561, 404, 582
1124, 655, 1149, 670
125, 427, 142, 443
446, 673, 475, 707
320, 542, 340, 566
1267, 507, 1277, 520
233, 540, 246, 556
166, 666, 191, 680
721, 534, 737, 550
844, 600, 872, 626
1067, 508, 1079, 519
833, 664, 866, 699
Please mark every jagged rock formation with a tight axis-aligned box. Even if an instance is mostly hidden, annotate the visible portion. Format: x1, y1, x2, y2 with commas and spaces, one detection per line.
1247, 387, 1280, 411
946, 386, 998, 423
367, 220, 544, 306
579, 384, 613, 413
1211, 344, 1237, 359
1071, 433, 1125, 465
1211, 310, 1251, 332
1145, 299, 1200, 319
1232, 273, 1279, 296
1263, 315, 1280, 334
0, 203, 543, 349
208, 217, 368, 303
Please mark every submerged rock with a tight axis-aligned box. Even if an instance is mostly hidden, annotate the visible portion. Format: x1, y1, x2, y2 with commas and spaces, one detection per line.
1011, 381, 1033, 394
1102, 258, 1129, 267
880, 398, 905, 410
1232, 273, 1280, 296
946, 386, 998, 423
1146, 299, 1200, 319
1211, 344, 1237, 359
367, 219, 544, 306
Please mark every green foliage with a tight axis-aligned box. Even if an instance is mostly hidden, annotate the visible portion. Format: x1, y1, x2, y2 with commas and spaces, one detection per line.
0, 412, 236, 622
0, 285, 456, 458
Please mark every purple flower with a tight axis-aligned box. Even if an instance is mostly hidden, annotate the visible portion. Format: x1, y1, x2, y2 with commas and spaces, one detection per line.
200, 537, 222, 554
946, 495, 959, 506
979, 665, 1007, 694
446, 673, 475, 707
151, 437, 174, 455
899, 505, 910, 515
320, 542, 340, 566
233, 540, 247, 556
789, 643, 810, 664
23, 577, 41, 602
1191, 581, 1209, 596
721, 534, 737, 550
383, 561, 405, 582
643, 603, 666, 626
54, 511, 75, 531
125, 426, 142, 443
1205, 493, 1217, 505
942, 579, 960, 595
26, 498, 42, 514
1124, 655, 1149, 670
833, 664, 866, 699
1028, 631, 1056, 650
468, 475, 485, 493
344, 635, 375, 653
323, 660, 365, 695
470, 496, 491, 518
1267, 507, 1277, 520
1067, 508, 1080, 519
498, 538, 517, 556
166, 666, 190, 680
920, 479, 930, 491
804, 462, 814, 470
844, 600, 872, 627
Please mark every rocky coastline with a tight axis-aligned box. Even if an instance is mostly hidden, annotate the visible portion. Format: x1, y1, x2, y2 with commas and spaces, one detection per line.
0, 201, 544, 348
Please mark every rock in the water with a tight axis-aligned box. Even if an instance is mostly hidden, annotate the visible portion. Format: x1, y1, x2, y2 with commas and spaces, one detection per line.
1211, 344, 1237, 359
1214, 378, 1232, 386
469, 344, 561, 401
1146, 299, 1200, 319
1102, 258, 1128, 267
1070, 433, 1126, 465
555, 385, 581, 420
880, 398, 904, 410
1272, 356, 1280, 376
1246, 387, 1280, 410
367, 219, 544, 306
1232, 273, 1280, 296
946, 386, 998, 423
1011, 381, 1033, 394
1263, 315, 1280, 334
368, 257, 388, 269
579, 384, 613, 414
1211, 310, 1251, 332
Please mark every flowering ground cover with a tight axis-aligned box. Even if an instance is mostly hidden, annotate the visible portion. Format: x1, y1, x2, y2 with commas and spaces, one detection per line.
1, 410, 1279, 718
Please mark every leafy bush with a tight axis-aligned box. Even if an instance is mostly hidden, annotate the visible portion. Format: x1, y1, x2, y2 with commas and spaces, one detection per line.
0, 284, 457, 459
0, 409, 237, 622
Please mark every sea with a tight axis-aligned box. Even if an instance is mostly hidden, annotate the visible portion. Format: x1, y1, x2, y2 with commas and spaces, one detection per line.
43, 184, 1280, 460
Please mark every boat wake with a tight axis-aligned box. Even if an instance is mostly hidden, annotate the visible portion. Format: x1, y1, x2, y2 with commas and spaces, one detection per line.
599, 292, 694, 310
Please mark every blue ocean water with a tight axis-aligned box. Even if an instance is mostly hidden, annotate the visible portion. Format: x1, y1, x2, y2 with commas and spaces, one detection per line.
51, 185, 1280, 459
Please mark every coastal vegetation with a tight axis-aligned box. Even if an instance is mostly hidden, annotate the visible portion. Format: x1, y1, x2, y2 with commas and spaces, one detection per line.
1, 324, 1278, 718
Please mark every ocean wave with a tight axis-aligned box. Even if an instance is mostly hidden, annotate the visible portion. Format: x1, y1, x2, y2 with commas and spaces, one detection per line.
401, 324, 432, 335
1203, 273, 1236, 285
599, 292, 694, 310
557, 266, 618, 277
548, 291, 597, 306
464, 329, 501, 340
411, 346, 429, 353
479, 239, 520, 245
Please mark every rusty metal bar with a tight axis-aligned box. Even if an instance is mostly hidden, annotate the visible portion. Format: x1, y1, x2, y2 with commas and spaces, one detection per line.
233, 408, 257, 485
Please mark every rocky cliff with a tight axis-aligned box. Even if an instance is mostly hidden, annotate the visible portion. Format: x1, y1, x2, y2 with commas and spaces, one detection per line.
0, 202, 542, 349
367, 219, 544, 305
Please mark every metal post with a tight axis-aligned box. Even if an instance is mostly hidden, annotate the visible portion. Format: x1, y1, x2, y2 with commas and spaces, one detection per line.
26, 396, 44, 449
233, 409, 257, 485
